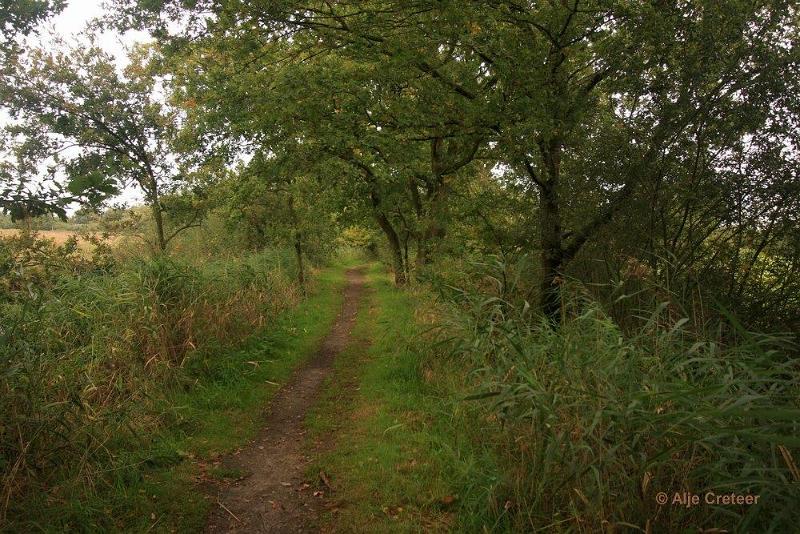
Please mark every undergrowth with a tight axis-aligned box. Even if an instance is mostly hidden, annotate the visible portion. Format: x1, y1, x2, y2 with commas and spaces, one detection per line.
0, 232, 344, 531
436, 259, 800, 532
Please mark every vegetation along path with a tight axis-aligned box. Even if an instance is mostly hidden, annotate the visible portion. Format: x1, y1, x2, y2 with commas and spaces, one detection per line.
206, 266, 366, 533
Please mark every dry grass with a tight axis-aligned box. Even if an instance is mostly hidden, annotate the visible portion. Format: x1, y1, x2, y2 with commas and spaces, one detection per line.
0, 228, 124, 250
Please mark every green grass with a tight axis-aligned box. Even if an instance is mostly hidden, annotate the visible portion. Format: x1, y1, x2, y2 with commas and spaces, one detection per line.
12, 263, 350, 533
439, 269, 800, 532
307, 263, 505, 533
307, 261, 800, 533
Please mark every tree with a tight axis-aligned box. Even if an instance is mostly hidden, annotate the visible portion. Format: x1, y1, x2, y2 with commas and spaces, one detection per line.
425, 1, 798, 322
108, 0, 799, 322
0, 0, 67, 219
0, 39, 196, 252
107, 0, 493, 284
226, 151, 339, 291
0, 0, 66, 51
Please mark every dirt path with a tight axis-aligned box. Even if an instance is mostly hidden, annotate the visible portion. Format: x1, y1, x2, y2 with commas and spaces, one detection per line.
206, 267, 365, 533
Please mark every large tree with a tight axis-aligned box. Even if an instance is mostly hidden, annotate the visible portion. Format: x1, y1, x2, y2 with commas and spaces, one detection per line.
108, 0, 494, 284
0, 40, 194, 252
108, 0, 799, 321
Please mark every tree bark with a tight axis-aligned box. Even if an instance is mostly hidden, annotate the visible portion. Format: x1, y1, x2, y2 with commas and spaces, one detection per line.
287, 195, 306, 292
151, 199, 167, 253
141, 173, 167, 253
414, 176, 449, 271
294, 236, 305, 291
538, 177, 565, 324
414, 137, 479, 271
371, 192, 406, 285
535, 141, 566, 324
343, 152, 408, 285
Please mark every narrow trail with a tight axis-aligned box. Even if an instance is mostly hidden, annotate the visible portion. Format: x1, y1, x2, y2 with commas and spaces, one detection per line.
206, 267, 366, 533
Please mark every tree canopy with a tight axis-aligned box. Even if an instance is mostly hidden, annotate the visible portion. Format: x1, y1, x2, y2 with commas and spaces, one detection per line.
1, 0, 797, 324
99, 0, 800, 322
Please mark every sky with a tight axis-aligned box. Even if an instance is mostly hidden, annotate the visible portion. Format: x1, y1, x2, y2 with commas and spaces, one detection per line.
44, 0, 148, 66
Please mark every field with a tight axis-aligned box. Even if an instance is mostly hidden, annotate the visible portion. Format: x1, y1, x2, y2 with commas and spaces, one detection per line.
0, 228, 124, 249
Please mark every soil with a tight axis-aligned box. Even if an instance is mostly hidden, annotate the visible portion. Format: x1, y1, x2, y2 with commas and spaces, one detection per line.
205, 267, 366, 533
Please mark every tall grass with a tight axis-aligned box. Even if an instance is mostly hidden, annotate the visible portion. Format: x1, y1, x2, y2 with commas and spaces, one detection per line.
437, 261, 800, 532
0, 233, 301, 525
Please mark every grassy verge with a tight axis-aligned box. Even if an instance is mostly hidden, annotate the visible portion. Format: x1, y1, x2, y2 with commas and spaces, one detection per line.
307, 263, 505, 533
15, 262, 350, 533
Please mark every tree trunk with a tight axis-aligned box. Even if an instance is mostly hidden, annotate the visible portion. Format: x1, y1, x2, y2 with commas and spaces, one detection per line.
538, 141, 565, 324
288, 195, 305, 292
294, 236, 305, 291
414, 176, 448, 270
144, 176, 166, 253
375, 211, 406, 286
371, 192, 406, 285
416, 217, 446, 268
349, 156, 408, 285
401, 230, 411, 282
413, 136, 479, 272
151, 200, 167, 253
408, 174, 428, 271
538, 180, 565, 324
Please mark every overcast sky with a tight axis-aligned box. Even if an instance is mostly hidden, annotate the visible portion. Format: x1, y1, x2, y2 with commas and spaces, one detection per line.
46, 0, 148, 64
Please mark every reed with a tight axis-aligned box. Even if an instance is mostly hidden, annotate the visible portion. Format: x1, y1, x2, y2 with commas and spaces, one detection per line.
436, 258, 800, 531
0, 233, 301, 524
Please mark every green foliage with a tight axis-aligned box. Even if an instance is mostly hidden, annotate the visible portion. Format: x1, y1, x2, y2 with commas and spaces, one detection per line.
0, 231, 306, 527
1, 0, 798, 530
0, 0, 66, 48
337, 226, 379, 259
437, 260, 800, 531
106, 0, 800, 319
0, 40, 203, 250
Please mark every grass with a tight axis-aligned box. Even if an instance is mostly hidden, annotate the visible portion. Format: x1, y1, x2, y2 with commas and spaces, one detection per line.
9, 249, 793, 531
1, 246, 300, 516
3, 261, 351, 532
307, 260, 800, 532
307, 263, 505, 533
438, 272, 800, 532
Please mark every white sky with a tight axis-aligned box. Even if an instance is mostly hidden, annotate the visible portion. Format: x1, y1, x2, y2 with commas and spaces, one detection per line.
43, 0, 148, 66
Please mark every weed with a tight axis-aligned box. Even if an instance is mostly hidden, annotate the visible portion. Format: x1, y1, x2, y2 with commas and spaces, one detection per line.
0, 232, 342, 530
